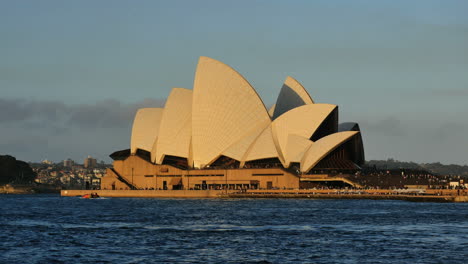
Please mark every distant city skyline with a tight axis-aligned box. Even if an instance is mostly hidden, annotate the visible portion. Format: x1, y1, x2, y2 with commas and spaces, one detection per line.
1, 0, 467, 165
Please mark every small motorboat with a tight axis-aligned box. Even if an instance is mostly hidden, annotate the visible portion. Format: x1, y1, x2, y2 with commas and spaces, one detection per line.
81, 192, 100, 199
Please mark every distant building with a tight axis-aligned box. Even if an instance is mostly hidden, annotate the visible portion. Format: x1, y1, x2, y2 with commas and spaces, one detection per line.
84, 156, 97, 168
72, 165, 84, 171
41, 159, 53, 165
63, 158, 75, 167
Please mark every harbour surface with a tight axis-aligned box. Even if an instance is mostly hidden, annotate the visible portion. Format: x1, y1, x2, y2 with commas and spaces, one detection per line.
1, 194, 467, 263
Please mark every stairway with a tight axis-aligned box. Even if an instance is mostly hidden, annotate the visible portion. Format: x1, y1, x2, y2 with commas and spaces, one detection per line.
110, 168, 137, 190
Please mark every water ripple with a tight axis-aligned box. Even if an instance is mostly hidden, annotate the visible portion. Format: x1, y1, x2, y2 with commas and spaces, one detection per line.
0, 194, 467, 263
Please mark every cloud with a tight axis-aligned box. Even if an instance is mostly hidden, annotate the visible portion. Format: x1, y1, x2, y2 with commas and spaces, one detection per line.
0, 97, 165, 128
357, 114, 468, 165
1, 97, 467, 165
359, 117, 409, 137
0, 132, 49, 153
431, 89, 468, 97
0, 97, 165, 162
0, 98, 69, 122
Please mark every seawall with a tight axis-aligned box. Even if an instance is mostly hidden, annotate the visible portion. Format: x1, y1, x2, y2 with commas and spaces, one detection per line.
222, 189, 468, 203
222, 193, 463, 203
60, 189, 468, 202
61, 189, 236, 198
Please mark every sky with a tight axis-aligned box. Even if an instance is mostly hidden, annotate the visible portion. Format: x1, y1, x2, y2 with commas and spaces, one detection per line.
1, 0, 467, 165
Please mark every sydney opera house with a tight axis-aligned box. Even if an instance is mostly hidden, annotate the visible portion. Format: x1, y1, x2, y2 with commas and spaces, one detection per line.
101, 57, 364, 191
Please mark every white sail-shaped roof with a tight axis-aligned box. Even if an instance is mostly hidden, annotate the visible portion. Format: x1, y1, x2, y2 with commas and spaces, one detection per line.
124, 56, 364, 172
191, 56, 271, 168
272, 76, 314, 120
242, 125, 279, 164
300, 131, 359, 172
130, 108, 164, 154
271, 104, 337, 166
153, 88, 192, 164
285, 134, 313, 167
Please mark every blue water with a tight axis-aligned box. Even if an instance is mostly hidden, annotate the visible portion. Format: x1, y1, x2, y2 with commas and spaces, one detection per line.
1, 195, 467, 264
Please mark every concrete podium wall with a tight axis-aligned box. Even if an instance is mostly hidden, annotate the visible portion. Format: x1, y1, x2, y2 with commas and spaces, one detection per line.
61, 189, 235, 198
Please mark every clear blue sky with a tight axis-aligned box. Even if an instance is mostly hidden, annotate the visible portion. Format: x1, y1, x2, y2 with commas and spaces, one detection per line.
1, 0, 467, 165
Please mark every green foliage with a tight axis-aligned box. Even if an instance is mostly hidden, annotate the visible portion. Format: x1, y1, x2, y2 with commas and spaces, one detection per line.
366, 159, 468, 176
0, 155, 37, 184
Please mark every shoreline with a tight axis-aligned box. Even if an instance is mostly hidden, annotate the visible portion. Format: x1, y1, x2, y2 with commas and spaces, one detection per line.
59, 189, 468, 203
221, 193, 467, 203
1, 184, 61, 194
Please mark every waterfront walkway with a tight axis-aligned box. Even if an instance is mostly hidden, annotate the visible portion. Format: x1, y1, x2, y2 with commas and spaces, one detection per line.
60, 189, 468, 202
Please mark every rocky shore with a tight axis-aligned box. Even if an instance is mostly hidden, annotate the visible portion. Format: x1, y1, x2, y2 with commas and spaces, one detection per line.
0, 184, 60, 194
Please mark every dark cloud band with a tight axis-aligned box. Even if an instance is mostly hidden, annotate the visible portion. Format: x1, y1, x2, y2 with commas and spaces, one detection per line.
0, 98, 165, 127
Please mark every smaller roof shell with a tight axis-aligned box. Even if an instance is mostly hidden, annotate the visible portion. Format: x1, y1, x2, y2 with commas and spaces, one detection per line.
300, 131, 359, 172
222, 122, 268, 162
285, 134, 313, 167
130, 108, 164, 154
242, 124, 279, 164
271, 104, 337, 166
272, 76, 314, 119
338, 122, 360, 132
153, 88, 193, 164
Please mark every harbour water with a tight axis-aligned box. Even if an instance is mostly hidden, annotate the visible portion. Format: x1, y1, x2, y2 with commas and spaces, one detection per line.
1, 194, 467, 263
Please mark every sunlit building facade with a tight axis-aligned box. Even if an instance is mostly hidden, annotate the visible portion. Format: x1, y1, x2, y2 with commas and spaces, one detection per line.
84, 155, 97, 168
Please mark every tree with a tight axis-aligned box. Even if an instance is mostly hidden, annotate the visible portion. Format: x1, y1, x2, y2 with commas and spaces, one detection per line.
0, 155, 36, 184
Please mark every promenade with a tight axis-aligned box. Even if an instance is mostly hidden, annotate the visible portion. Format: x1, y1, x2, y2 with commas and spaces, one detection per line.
60, 188, 468, 202
223, 190, 468, 203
